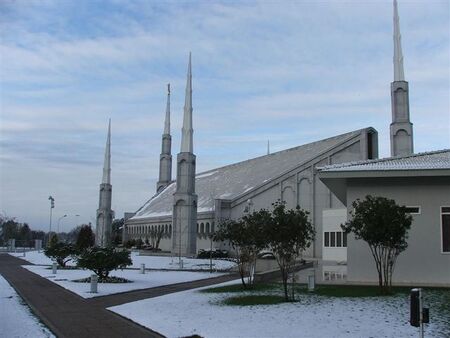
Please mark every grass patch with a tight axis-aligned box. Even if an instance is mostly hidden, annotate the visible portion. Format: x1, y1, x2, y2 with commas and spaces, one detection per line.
202, 283, 279, 293
296, 285, 410, 297
223, 295, 286, 306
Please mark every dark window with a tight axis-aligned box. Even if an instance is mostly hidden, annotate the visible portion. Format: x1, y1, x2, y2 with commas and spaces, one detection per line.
405, 206, 420, 214
343, 232, 347, 247
442, 207, 450, 253
324, 232, 330, 247
336, 232, 342, 247
330, 232, 336, 247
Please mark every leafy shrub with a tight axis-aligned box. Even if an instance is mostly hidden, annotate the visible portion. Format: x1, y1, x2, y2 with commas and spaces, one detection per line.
76, 247, 132, 280
44, 242, 77, 267
197, 249, 229, 259
76, 225, 95, 250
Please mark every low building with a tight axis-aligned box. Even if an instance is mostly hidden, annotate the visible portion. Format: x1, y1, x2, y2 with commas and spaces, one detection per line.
318, 150, 450, 286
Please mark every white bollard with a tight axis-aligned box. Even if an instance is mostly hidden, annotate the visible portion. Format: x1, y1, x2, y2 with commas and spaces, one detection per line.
52, 262, 57, 274
140, 263, 145, 274
308, 274, 315, 292
90, 275, 98, 293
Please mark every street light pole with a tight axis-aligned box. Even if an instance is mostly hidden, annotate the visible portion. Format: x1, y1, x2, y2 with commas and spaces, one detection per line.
57, 214, 67, 234
48, 196, 55, 244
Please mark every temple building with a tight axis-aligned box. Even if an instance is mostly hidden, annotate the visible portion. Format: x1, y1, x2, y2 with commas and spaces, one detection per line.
123, 1, 449, 285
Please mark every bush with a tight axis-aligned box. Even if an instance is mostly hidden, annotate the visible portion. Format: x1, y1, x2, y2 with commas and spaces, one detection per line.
197, 249, 229, 259
76, 247, 132, 280
76, 225, 95, 250
44, 242, 77, 267
124, 239, 136, 248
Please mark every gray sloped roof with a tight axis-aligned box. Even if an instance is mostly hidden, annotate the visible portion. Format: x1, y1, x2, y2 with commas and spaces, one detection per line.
318, 149, 450, 172
131, 129, 367, 220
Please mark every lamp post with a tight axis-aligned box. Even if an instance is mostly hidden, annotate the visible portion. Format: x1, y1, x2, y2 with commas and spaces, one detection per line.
57, 215, 67, 234
48, 196, 55, 246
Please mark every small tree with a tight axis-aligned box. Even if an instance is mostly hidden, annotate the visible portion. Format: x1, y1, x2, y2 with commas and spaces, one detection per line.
76, 247, 132, 280
149, 227, 165, 250
213, 209, 270, 288
44, 242, 77, 267
76, 225, 95, 250
266, 201, 315, 301
342, 195, 412, 294
48, 233, 58, 248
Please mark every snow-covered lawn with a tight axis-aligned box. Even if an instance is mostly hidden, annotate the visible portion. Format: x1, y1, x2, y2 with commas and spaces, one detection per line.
23, 264, 225, 299
110, 281, 450, 338
129, 252, 236, 271
0, 274, 54, 338
9, 250, 236, 271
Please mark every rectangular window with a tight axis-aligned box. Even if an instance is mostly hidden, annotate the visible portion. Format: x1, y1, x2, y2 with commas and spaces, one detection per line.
330, 232, 336, 247
324, 232, 330, 247
405, 206, 421, 214
343, 232, 347, 247
336, 232, 342, 247
442, 207, 450, 253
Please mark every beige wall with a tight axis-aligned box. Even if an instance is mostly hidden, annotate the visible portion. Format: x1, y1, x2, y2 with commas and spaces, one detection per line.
346, 176, 450, 286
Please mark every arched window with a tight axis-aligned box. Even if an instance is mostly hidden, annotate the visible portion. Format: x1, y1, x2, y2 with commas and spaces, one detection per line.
211, 221, 215, 233
169, 224, 172, 236
165, 224, 168, 233
197, 223, 199, 233
200, 223, 204, 234
206, 222, 210, 234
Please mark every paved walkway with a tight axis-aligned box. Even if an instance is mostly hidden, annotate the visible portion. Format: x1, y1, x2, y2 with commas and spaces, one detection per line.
0, 254, 237, 338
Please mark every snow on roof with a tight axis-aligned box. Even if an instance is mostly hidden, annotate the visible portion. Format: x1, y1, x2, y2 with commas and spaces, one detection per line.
131, 129, 368, 220
318, 149, 450, 172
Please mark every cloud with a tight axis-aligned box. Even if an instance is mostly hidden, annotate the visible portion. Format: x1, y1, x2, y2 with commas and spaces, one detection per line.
0, 0, 448, 230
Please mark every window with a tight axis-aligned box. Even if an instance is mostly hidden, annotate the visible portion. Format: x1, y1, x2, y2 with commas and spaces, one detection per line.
442, 207, 450, 253
330, 232, 336, 247
206, 222, 210, 234
324, 231, 347, 248
405, 206, 421, 215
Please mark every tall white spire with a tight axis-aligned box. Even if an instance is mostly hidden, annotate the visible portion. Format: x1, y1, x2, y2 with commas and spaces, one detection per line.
180, 52, 193, 153
164, 83, 171, 135
393, 0, 405, 81
102, 119, 111, 184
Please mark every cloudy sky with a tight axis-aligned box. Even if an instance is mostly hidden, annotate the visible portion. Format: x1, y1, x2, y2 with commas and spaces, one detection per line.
1, 0, 449, 232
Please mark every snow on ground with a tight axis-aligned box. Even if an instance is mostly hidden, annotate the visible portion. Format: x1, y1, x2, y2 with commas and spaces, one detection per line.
110, 281, 450, 338
129, 252, 236, 271
0, 274, 54, 338
23, 264, 225, 299
9, 250, 236, 271
9, 251, 59, 266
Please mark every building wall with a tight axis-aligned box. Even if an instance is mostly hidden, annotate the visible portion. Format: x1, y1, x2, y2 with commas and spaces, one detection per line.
346, 177, 450, 286
227, 136, 370, 259
322, 208, 347, 261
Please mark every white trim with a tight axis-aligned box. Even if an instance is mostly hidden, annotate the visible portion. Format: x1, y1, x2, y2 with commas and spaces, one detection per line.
405, 206, 421, 215
441, 206, 450, 254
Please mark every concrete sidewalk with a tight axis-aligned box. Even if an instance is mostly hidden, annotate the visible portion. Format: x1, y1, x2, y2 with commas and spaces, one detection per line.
0, 254, 236, 338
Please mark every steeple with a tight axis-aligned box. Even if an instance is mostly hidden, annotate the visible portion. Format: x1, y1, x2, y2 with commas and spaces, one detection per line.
393, 0, 405, 81
164, 83, 171, 135
172, 53, 197, 257
102, 119, 111, 184
157, 85, 173, 192
390, 0, 413, 157
96, 119, 114, 247
180, 52, 193, 153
